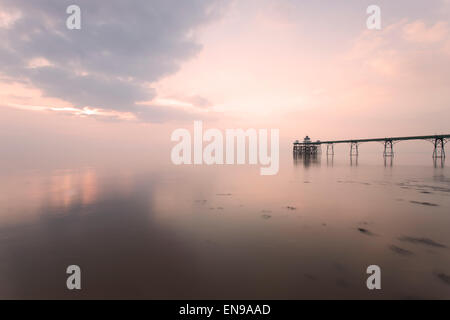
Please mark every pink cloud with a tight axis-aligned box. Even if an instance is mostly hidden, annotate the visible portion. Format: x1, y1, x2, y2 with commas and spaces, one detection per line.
403, 20, 449, 43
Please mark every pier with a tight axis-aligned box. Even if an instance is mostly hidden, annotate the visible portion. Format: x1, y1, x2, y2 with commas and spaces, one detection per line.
293, 134, 449, 158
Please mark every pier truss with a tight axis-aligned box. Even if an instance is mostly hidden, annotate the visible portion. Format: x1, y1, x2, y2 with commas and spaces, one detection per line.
431, 137, 446, 158
383, 139, 394, 157
326, 143, 334, 155
350, 142, 359, 156
293, 134, 449, 158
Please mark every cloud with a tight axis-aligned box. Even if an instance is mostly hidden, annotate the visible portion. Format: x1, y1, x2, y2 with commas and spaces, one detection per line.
152, 94, 213, 109
183, 95, 213, 109
348, 19, 450, 82
134, 104, 214, 123
402, 21, 449, 43
0, 0, 226, 121
27, 66, 153, 111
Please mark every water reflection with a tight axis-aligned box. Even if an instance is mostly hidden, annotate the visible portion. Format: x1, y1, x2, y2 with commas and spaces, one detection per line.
326, 155, 334, 167
1, 153, 450, 299
48, 168, 99, 209
293, 153, 320, 168
0, 174, 200, 299
434, 157, 445, 168
350, 155, 358, 167
384, 156, 393, 167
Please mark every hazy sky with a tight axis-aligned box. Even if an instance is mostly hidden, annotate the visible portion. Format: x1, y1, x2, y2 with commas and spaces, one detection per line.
1, 0, 449, 148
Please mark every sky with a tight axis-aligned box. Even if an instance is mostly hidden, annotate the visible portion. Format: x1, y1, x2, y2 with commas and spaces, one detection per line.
0, 0, 450, 158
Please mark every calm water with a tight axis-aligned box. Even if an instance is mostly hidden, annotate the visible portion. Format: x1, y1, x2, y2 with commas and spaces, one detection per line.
0, 151, 450, 299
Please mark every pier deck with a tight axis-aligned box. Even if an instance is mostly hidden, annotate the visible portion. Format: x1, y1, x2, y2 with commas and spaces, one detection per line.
293, 134, 449, 158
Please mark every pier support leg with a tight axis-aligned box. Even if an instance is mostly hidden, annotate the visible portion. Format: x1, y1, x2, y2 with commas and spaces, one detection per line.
433, 138, 445, 158
326, 143, 334, 155
384, 140, 394, 157
350, 142, 359, 156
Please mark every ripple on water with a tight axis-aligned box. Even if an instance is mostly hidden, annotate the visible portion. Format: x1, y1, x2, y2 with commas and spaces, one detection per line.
409, 200, 439, 207
389, 245, 413, 256
398, 236, 447, 248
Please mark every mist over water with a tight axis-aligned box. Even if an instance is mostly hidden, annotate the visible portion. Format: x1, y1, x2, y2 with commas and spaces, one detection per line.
0, 149, 449, 299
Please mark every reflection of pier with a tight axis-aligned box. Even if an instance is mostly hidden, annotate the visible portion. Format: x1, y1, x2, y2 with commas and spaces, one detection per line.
293, 134, 449, 159
293, 152, 320, 168
434, 157, 445, 168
